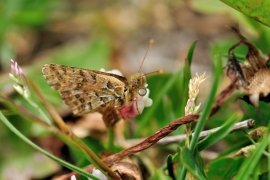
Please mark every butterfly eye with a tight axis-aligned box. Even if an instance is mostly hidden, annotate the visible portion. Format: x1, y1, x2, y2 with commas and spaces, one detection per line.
138, 87, 147, 96
133, 80, 139, 88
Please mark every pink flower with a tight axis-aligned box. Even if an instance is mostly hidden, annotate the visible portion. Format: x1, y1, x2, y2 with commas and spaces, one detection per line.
120, 87, 152, 118
100, 68, 153, 118
9, 59, 30, 98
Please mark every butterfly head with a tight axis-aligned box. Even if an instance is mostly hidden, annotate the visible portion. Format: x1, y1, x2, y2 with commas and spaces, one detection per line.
128, 72, 147, 96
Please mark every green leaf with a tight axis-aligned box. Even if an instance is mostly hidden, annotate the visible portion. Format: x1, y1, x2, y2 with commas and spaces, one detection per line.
206, 157, 245, 180
167, 155, 176, 180
197, 113, 239, 151
194, 148, 207, 178
181, 147, 207, 180
186, 40, 197, 65
221, 0, 270, 27
235, 135, 270, 180
163, 94, 176, 125
150, 169, 172, 180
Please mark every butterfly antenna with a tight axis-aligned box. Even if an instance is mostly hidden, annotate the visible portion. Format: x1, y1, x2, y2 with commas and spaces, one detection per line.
145, 69, 163, 76
138, 39, 155, 72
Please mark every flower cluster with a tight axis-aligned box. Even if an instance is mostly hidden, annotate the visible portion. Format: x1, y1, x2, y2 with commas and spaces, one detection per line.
9, 59, 30, 98
185, 72, 206, 115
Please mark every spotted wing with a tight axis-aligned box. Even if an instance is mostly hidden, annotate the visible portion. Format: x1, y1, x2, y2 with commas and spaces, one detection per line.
42, 64, 127, 115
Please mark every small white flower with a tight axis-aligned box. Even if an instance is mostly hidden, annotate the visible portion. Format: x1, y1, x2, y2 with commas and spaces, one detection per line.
71, 175, 77, 180
91, 168, 108, 180
137, 87, 152, 114
70, 168, 108, 180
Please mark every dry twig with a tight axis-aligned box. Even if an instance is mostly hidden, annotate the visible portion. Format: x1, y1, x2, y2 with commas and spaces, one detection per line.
127, 119, 255, 146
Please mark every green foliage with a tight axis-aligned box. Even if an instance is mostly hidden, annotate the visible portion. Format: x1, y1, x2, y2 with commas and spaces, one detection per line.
235, 136, 270, 179
206, 157, 245, 179
166, 154, 176, 180
181, 147, 207, 180
221, 0, 270, 27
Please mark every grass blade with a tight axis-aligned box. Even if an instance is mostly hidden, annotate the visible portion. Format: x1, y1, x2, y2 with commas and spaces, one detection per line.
197, 113, 240, 151
181, 147, 207, 180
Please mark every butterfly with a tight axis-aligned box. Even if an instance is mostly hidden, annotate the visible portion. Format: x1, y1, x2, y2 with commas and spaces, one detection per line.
42, 64, 147, 115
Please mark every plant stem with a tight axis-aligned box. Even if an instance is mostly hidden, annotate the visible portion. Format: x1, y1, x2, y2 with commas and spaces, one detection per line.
108, 127, 115, 153
26, 98, 51, 124
128, 119, 255, 147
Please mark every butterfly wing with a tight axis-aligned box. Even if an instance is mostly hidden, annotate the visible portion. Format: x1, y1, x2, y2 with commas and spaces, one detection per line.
42, 64, 128, 115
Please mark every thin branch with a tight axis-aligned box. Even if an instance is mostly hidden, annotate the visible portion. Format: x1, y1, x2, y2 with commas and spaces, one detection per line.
102, 114, 199, 166
210, 76, 237, 116
127, 119, 255, 146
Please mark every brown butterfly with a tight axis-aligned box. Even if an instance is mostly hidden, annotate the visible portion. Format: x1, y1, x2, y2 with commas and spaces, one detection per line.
42, 64, 148, 115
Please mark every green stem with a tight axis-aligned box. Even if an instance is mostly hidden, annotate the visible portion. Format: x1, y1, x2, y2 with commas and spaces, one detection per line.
0, 111, 99, 180
26, 97, 51, 124
108, 127, 115, 153
185, 123, 191, 148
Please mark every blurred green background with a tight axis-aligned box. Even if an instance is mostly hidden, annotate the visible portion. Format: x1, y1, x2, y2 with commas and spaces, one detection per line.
1, 0, 270, 179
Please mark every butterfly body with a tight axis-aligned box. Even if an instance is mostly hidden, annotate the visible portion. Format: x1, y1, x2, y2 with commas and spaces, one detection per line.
42, 64, 146, 115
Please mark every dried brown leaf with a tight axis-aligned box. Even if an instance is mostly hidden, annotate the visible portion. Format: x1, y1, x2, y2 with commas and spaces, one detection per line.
111, 158, 142, 180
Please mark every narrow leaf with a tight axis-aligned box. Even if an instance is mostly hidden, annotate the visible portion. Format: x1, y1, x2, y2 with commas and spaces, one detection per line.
179, 41, 197, 117
197, 113, 239, 151
181, 147, 207, 180
186, 40, 197, 65
167, 155, 176, 180
194, 148, 208, 178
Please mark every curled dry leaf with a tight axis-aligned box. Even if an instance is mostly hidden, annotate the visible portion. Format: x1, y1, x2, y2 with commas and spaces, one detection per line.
248, 126, 268, 139
234, 144, 256, 157
227, 26, 270, 107
111, 158, 142, 180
